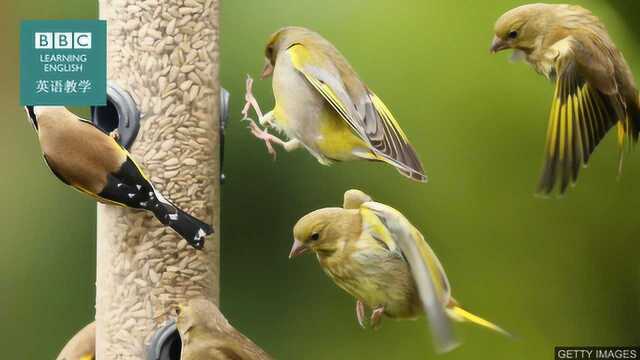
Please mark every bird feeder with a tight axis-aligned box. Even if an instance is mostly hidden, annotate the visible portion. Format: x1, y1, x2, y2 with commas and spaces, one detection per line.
95, 0, 221, 358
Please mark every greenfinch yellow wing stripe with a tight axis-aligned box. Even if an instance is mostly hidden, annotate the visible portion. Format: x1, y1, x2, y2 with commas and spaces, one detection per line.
538, 55, 617, 194
359, 206, 398, 253
366, 91, 426, 182
368, 92, 409, 141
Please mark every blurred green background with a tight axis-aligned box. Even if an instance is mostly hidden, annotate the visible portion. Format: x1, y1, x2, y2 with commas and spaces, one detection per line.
2, 0, 640, 358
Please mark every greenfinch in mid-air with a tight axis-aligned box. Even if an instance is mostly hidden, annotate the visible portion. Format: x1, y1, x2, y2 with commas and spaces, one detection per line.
491, 4, 640, 194
289, 189, 509, 353
241, 26, 426, 182
24, 106, 213, 248
56, 321, 95, 360
176, 299, 272, 360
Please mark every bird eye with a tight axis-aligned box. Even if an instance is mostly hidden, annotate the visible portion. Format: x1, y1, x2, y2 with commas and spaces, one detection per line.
310, 233, 319, 241
508, 30, 518, 39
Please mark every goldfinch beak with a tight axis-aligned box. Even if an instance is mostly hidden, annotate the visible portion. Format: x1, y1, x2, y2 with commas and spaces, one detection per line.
261, 60, 274, 79
490, 35, 509, 53
289, 239, 308, 258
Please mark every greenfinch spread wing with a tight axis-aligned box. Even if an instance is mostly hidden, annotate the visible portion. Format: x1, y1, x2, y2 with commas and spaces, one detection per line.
360, 201, 458, 353
539, 36, 624, 193
492, 4, 640, 194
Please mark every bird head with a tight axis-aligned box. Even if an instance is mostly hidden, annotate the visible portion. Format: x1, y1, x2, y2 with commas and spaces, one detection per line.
262, 26, 314, 79
290, 207, 357, 259
490, 4, 551, 55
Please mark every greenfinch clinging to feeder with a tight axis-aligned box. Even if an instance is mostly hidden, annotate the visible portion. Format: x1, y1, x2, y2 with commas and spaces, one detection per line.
242, 26, 426, 182
176, 299, 272, 360
56, 321, 95, 360
289, 189, 509, 353
491, 3, 640, 194
25, 106, 213, 249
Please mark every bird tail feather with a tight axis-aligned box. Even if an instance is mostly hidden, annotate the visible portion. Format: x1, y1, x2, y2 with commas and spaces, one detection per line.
446, 305, 511, 337
149, 189, 213, 249
357, 150, 427, 182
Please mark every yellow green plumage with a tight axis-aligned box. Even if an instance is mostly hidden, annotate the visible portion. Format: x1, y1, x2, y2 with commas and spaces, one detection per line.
244, 26, 426, 181
491, 4, 640, 193
290, 189, 509, 353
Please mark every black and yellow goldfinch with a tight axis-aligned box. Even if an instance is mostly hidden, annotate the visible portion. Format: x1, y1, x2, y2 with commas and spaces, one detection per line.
491, 4, 640, 194
176, 299, 273, 360
24, 106, 212, 249
290, 189, 509, 353
241, 26, 426, 182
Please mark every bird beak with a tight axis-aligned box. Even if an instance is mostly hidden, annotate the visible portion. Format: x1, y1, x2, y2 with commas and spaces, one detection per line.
261, 60, 274, 79
289, 239, 309, 258
490, 35, 509, 53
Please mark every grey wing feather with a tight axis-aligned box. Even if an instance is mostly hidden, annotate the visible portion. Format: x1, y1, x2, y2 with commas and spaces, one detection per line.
302, 63, 371, 140
299, 58, 425, 180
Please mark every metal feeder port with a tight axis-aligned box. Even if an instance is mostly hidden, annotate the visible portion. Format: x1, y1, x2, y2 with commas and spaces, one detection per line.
147, 321, 181, 360
91, 82, 140, 150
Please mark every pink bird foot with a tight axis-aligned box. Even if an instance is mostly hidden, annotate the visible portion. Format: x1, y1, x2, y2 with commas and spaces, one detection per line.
370, 306, 385, 330
356, 300, 366, 329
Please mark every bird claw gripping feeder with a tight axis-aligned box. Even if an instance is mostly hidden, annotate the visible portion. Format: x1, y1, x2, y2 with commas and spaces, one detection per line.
95, 0, 222, 358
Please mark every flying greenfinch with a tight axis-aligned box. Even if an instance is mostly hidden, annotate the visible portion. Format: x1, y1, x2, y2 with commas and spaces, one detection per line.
176, 298, 272, 360
241, 26, 426, 182
24, 106, 212, 249
289, 189, 509, 353
491, 4, 640, 194
56, 321, 95, 360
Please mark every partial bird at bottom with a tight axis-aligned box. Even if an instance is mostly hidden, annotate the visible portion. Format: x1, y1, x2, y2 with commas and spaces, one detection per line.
176, 298, 272, 360
56, 321, 95, 360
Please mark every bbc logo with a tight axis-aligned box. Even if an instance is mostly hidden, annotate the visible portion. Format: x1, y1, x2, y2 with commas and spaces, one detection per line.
34, 32, 92, 49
